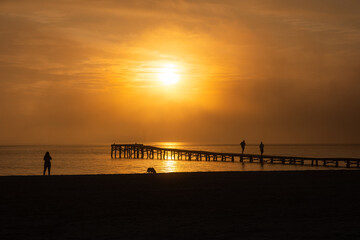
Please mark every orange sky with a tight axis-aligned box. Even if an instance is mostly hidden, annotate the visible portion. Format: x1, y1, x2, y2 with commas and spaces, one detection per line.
0, 0, 360, 144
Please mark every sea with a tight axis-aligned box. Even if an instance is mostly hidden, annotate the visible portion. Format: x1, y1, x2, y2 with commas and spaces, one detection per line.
0, 143, 359, 176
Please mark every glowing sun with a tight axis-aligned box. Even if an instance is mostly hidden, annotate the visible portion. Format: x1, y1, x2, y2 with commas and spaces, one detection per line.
158, 64, 180, 85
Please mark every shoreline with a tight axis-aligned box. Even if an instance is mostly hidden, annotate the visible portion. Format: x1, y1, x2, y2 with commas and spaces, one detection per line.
0, 168, 357, 178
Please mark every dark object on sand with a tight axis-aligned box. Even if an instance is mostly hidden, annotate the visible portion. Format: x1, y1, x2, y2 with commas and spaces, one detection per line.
147, 167, 156, 174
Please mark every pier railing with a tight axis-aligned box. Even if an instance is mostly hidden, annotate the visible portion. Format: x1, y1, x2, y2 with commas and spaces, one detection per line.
111, 144, 360, 168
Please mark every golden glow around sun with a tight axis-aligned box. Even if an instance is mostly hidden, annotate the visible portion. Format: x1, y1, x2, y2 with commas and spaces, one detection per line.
158, 64, 180, 85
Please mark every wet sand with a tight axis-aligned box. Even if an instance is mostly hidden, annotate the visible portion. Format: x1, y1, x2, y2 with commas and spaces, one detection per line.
1, 171, 359, 239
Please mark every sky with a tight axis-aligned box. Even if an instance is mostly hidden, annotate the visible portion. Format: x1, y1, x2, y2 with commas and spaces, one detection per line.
0, 0, 360, 144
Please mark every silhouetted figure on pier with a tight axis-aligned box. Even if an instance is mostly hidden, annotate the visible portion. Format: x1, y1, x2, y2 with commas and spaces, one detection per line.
43, 152, 52, 176
240, 140, 246, 154
259, 142, 264, 155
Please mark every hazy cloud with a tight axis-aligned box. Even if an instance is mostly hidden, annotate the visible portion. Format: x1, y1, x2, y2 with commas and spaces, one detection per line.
0, 0, 359, 144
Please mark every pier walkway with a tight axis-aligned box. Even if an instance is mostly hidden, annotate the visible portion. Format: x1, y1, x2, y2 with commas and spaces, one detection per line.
111, 144, 360, 168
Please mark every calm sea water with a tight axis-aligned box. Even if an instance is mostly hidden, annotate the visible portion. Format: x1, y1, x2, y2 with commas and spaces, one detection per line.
0, 143, 359, 176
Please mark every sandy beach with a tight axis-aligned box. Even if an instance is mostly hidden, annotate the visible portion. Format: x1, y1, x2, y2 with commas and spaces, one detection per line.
1, 171, 359, 239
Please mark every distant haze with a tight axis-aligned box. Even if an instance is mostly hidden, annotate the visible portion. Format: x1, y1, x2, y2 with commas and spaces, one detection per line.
0, 0, 359, 144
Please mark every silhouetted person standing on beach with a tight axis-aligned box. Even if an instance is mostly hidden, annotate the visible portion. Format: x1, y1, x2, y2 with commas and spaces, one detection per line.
259, 142, 264, 155
240, 140, 246, 154
43, 152, 52, 176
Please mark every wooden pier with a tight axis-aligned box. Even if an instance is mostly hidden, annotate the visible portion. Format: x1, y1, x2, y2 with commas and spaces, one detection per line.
111, 144, 360, 168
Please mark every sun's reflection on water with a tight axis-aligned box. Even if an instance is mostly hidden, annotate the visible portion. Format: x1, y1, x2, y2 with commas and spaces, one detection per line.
162, 160, 178, 172
155, 142, 181, 149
